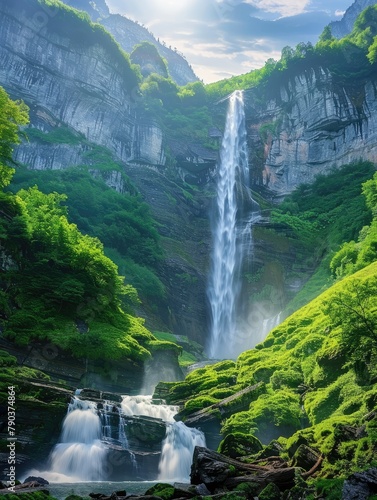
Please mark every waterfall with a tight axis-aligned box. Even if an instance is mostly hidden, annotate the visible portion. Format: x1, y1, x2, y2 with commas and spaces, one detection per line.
121, 395, 205, 482
158, 422, 206, 482
208, 90, 254, 359
27, 398, 107, 482
25, 395, 204, 483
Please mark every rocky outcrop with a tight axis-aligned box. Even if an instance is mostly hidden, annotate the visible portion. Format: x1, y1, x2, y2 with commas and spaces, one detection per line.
329, 0, 376, 39
342, 468, 377, 500
0, 0, 164, 167
63, 0, 198, 86
246, 67, 377, 196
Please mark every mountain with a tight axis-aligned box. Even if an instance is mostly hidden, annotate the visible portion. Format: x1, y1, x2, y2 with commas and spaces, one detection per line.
329, 0, 377, 38
63, 0, 199, 86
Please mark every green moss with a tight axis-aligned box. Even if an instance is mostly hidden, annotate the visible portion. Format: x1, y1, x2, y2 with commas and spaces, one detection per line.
184, 395, 219, 412
5, 492, 56, 500
144, 483, 175, 500
258, 482, 281, 500
218, 432, 263, 458
310, 478, 344, 500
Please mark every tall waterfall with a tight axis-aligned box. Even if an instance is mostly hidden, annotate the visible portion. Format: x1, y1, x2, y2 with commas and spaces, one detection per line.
207, 90, 253, 359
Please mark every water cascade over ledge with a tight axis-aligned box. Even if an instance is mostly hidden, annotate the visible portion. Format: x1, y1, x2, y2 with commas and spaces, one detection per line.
207, 90, 257, 359
25, 394, 205, 483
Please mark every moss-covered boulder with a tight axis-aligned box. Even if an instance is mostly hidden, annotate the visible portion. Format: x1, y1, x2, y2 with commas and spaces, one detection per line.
218, 433, 263, 459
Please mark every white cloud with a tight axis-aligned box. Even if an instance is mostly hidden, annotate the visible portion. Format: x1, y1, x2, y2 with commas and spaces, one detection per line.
335, 9, 346, 17
244, 0, 310, 17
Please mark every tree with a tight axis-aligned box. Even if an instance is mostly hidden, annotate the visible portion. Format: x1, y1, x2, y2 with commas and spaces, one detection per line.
318, 25, 334, 43
0, 87, 29, 188
324, 278, 377, 359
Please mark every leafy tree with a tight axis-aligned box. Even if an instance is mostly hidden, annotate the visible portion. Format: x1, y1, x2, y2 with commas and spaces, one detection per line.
319, 25, 334, 43
0, 87, 29, 188
324, 278, 377, 359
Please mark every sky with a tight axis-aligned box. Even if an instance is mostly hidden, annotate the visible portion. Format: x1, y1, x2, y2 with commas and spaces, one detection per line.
106, 0, 355, 83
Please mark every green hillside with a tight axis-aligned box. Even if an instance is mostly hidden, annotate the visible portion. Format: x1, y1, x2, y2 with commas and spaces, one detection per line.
159, 172, 377, 494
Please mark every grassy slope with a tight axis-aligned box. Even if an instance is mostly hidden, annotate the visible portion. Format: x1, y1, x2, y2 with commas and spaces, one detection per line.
164, 260, 377, 480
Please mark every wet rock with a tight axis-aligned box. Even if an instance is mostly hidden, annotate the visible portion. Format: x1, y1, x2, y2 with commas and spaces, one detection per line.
342, 468, 377, 500
291, 445, 321, 471
22, 476, 49, 485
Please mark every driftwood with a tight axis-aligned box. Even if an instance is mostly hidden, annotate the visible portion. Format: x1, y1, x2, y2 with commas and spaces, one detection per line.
302, 454, 323, 479
191, 447, 297, 491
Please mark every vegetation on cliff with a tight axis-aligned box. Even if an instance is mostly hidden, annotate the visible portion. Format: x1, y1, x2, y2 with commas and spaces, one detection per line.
205, 4, 377, 101
0, 87, 179, 363
162, 170, 377, 492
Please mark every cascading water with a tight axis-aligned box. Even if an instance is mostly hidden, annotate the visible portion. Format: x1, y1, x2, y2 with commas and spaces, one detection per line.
158, 422, 205, 482
27, 394, 205, 484
208, 90, 255, 359
122, 395, 206, 482
27, 398, 107, 482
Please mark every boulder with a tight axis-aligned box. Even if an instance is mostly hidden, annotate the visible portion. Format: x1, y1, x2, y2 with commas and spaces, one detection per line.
342, 468, 377, 500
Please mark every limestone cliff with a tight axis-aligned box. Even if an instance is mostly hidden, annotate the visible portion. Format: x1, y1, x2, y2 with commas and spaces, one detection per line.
62, 0, 199, 86
0, 0, 164, 167
329, 0, 377, 38
246, 67, 377, 196
0, 0, 210, 342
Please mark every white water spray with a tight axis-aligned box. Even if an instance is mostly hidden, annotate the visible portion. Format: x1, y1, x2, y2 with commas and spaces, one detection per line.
158, 422, 205, 482
208, 90, 253, 359
121, 395, 205, 481
27, 398, 107, 482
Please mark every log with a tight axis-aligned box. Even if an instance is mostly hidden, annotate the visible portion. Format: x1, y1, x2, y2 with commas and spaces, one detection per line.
191, 446, 297, 491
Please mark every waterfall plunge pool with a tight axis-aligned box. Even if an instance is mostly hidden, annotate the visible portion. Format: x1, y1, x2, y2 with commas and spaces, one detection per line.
45, 481, 161, 500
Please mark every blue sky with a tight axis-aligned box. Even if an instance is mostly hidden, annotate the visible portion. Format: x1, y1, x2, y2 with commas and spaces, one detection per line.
106, 0, 354, 83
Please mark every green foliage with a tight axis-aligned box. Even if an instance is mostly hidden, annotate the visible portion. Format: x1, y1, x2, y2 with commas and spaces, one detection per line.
26, 126, 84, 145
331, 172, 377, 278
139, 74, 212, 142
10, 166, 162, 268
144, 484, 175, 500
152, 331, 204, 367
0, 86, 29, 188
323, 277, 377, 361
258, 483, 281, 500
0, 183, 169, 362
184, 395, 219, 412
309, 479, 344, 500
5, 492, 56, 500
131, 42, 169, 79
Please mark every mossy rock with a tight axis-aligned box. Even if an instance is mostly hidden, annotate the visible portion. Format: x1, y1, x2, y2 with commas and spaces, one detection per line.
258, 482, 282, 499
234, 482, 260, 496
144, 483, 175, 500
218, 432, 263, 459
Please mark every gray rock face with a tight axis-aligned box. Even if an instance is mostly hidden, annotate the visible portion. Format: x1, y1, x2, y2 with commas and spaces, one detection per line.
342, 468, 377, 500
62, 0, 198, 86
247, 67, 377, 195
0, 0, 164, 168
329, 0, 377, 39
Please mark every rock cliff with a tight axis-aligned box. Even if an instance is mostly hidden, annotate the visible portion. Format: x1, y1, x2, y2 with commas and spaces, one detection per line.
0, 0, 210, 342
246, 67, 377, 196
62, 0, 199, 86
329, 0, 377, 39
0, 0, 164, 167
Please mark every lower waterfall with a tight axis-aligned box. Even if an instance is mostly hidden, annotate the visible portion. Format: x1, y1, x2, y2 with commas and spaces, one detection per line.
122, 395, 206, 481
25, 394, 205, 483
158, 421, 205, 481
27, 398, 107, 482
